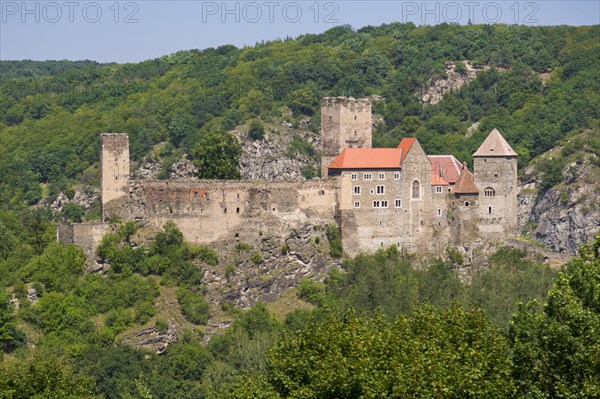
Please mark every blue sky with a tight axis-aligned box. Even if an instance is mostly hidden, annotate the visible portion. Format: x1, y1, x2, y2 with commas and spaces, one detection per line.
1, 1, 599, 62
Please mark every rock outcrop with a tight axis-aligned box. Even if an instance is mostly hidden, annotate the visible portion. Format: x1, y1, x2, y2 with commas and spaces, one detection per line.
518, 145, 600, 255
421, 61, 484, 105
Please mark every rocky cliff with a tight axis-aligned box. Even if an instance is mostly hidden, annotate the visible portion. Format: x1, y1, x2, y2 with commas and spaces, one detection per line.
518, 133, 600, 255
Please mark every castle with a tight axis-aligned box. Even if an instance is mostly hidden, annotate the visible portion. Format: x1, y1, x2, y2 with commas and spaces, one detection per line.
59, 97, 518, 258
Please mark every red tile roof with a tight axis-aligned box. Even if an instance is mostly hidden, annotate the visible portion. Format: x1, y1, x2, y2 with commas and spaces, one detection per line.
327, 137, 418, 170
327, 148, 403, 169
428, 155, 462, 184
451, 163, 479, 194
431, 172, 450, 186
397, 138, 416, 163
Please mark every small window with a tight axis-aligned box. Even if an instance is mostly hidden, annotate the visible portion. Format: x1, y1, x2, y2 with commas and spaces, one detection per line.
373, 200, 380, 208
363, 173, 372, 180
394, 172, 400, 180
351, 173, 358, 180
193, 191, 199, 200
379, 221, 383, 227
236, 207, 240, 213
484, 187, 495, 197
354, 115, 357, 120
379, 173, 385, 180
354, 201, 360, 208
437, 209, 442, 216
395, 199, 402, 208
412, 180, 420, 199
488, 207, 493, 214
376, 185, 385, 194
465, 201, 470, 207
224, 208, 227, 213
353, 186, 361, 195
436, 186, 442, 193
381, 200, 388, 208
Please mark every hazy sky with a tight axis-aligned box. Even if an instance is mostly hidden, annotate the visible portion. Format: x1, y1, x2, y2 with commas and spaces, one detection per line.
1, 1, 599, 62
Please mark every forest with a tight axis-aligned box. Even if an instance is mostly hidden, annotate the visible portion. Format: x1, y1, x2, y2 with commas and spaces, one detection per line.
1, 22, 600, 398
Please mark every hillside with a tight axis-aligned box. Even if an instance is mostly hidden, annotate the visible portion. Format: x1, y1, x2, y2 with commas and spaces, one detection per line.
1, 23, 600, 398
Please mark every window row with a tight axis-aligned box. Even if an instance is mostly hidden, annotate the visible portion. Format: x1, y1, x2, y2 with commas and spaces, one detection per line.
352, 199, 403, 209
353, 185, 385, 195
351, 172, 401, 181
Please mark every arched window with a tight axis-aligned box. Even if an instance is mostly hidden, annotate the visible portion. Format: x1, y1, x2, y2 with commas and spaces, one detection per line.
484, 187, 496, 197
412, 180, 420, 199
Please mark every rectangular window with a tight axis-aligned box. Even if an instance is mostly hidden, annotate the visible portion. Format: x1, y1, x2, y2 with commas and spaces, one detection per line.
395, 199, 402, 208
351, 173, 357, 180
376, 185, 385, 195
373, 200, 380, 208
354, 201, 360, 208
381, 200, 388, 208
394, 172, 400, 180
353, 186, 361, 195
363, 173, 372, 180
436, 186, 442, 193
379, 173, 385, 180
437, 209, 442, 216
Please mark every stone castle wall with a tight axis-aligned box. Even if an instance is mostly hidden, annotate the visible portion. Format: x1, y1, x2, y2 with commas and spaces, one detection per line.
106, 179, 338, 245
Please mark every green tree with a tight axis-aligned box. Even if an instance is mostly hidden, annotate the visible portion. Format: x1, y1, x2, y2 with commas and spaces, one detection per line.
509, 233, 600, 398
193, 130, 242, 180
0, 289, 25, 353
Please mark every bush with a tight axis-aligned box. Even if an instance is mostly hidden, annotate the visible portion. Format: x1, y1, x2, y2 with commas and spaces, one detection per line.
250, 252, 264, 265
248, 120, 265, 140
177, 288, 211, 325
325, 225, 342, 258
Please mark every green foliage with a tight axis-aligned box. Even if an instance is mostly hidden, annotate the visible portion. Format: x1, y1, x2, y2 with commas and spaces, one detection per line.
325, 224, 342, 258
0, 351, 101, 398
177, 287, 211, 325
250, 252, 264, 265
286, 135, 316, 159
538, 157, 564, 191
248, 119, 265, 140
19, 242, 86, 292
193, 130, 242, 180
230, 307, 514, 398
509, 233, 600, 398
62, 202, 85, 223
0, 289, 25, 353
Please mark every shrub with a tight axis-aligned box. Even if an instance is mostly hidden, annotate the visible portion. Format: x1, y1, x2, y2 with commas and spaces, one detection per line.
177, 288, 211, 325
250, 252, 264, 265
248, 120, 265, 140
325, 224, 342, 258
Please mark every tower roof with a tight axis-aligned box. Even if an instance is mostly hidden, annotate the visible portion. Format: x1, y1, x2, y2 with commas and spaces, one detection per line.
473, 128, 518, 157
451, 162, 479, 194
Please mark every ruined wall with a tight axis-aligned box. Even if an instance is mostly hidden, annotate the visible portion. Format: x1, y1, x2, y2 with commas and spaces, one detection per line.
321, 97, 372, 177
101, 133, 129, 222
105, 179, 339, 245
473, 156, 518, 238
58, 222, 110, 259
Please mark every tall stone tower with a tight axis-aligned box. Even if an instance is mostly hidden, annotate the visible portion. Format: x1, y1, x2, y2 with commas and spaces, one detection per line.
320, 97, 372, 177
472, 128, 518, 237
101, 133, 129, 222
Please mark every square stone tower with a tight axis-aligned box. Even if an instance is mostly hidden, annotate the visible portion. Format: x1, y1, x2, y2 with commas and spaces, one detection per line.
472, 128, 518, 237
320, 97, 372, 177
101, 133, 129, 222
